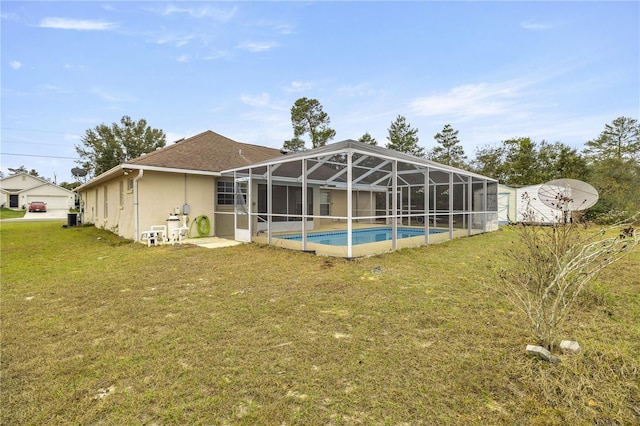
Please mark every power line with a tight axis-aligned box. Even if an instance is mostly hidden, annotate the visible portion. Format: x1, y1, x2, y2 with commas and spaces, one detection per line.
1, 127, 72, 134
0, 152, 78, 160
1, 140, 74, 147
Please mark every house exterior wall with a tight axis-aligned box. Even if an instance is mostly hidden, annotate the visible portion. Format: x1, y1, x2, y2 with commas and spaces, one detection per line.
0, 174, 42, 191
137, 172, 216, 239
353, 190, 376, 220
79, 176, 133, 235
317, 189, 383, 225
79, 171, 217, 240
316, 189, 347, 227
329, 189, 348, 218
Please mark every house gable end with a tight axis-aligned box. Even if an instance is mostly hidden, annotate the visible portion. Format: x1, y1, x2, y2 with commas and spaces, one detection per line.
0, 173, 51, 191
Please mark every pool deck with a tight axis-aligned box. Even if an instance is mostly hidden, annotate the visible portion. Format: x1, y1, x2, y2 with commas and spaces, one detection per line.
182, 236, 243, 249
253, 223, 474, 257
181, 223, 480, 257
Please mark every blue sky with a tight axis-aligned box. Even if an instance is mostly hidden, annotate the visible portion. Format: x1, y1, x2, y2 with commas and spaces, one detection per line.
2, 1, 639, 183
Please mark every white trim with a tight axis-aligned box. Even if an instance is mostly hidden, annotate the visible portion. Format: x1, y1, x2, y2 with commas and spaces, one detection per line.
75, 164, 221, 192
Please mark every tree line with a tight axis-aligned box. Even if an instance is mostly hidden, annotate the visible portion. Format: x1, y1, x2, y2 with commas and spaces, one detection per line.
9, 99, 635, 221
281, 98, 639, 221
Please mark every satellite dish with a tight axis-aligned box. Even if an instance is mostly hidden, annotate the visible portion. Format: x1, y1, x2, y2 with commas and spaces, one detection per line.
538, 178, 599, 222
71, 167, 88, 177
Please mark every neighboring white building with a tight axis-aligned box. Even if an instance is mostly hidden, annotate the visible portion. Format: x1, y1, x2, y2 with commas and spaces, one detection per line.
498, 184, 517, 225
0, 173, 76, 210
515, 184, 563, 224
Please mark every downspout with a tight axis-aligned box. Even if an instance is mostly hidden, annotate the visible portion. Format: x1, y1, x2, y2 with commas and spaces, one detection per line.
133, 169, 144, 242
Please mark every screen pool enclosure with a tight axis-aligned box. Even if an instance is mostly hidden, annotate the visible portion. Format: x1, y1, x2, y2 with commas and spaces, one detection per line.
221, 139, 498, 258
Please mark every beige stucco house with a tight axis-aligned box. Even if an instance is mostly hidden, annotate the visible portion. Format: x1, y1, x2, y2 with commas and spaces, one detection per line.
76, 131, 499, 257
0, 173, 75, 210
74, 131, 285, 241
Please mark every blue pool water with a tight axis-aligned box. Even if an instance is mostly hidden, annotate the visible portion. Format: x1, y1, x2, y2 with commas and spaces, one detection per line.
279, 227, 445, 246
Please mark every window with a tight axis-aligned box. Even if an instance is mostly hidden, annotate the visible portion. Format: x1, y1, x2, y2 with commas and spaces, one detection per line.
320, 191, 330, 216
127, 178, 134, 192
217, 180, 245, 206
217, 181, 234, 205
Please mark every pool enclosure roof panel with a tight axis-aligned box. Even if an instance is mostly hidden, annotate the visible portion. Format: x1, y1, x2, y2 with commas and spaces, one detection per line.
221, 139, 497, 186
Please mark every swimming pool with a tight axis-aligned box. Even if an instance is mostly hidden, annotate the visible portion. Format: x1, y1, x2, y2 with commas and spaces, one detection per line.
279, 227, 445, 246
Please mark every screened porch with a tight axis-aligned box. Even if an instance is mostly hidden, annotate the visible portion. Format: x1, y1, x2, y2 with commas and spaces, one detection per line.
219, 140, 498, 258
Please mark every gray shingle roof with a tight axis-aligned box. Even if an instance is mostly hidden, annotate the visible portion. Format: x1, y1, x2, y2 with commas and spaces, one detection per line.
127, 130, 284, 172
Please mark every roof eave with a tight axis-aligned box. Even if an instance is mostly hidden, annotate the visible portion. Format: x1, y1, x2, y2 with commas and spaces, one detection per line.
74, 164, 221, 192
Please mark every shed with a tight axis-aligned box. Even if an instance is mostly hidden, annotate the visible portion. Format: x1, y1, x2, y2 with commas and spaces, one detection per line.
498, 184, 517, 225
516, 184, 563, 224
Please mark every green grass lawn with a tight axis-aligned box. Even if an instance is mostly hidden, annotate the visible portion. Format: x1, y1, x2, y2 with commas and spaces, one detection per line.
1, 221, 638, 425
0, 207, 26, 219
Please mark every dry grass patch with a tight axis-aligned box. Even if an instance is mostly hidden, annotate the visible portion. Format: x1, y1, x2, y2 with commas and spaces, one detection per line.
1, 222, 638, 424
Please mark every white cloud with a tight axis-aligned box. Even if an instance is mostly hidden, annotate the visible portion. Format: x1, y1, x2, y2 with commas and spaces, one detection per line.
157, 4, 237, 21
337, 83, 380, 97
247, 19, 296, 36
410, 80, 533, 121
38, 17, 117, 31
241, 93, 288, 111
285, 81, 314, 93
203, 49, 229, 60
154, 33, 195, 47
91, 88, 136, 103
64, 63, 86, 70
42, 84, 72, 94
241, 93, 272, 108
236, 41, 278, 52
521, 19, 553, 31
1, 12, 19, 21
176, 54, 190, 63
9, 60, 22, 70
275, 24, 295, 35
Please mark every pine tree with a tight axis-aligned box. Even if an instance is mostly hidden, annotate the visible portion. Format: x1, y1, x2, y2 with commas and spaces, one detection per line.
358, 132, 378, 145
428, 124, 467, 168
385, 115, 423, 157
283, 98, 336, 150
584, 116, 640, 161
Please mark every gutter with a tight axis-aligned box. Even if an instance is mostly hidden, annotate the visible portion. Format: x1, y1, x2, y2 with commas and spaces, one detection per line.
133, 169, 144, 242
75, 165, 221, 193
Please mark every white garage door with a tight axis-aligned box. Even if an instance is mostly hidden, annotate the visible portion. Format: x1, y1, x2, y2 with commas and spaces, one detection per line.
26, 195, 71, 210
